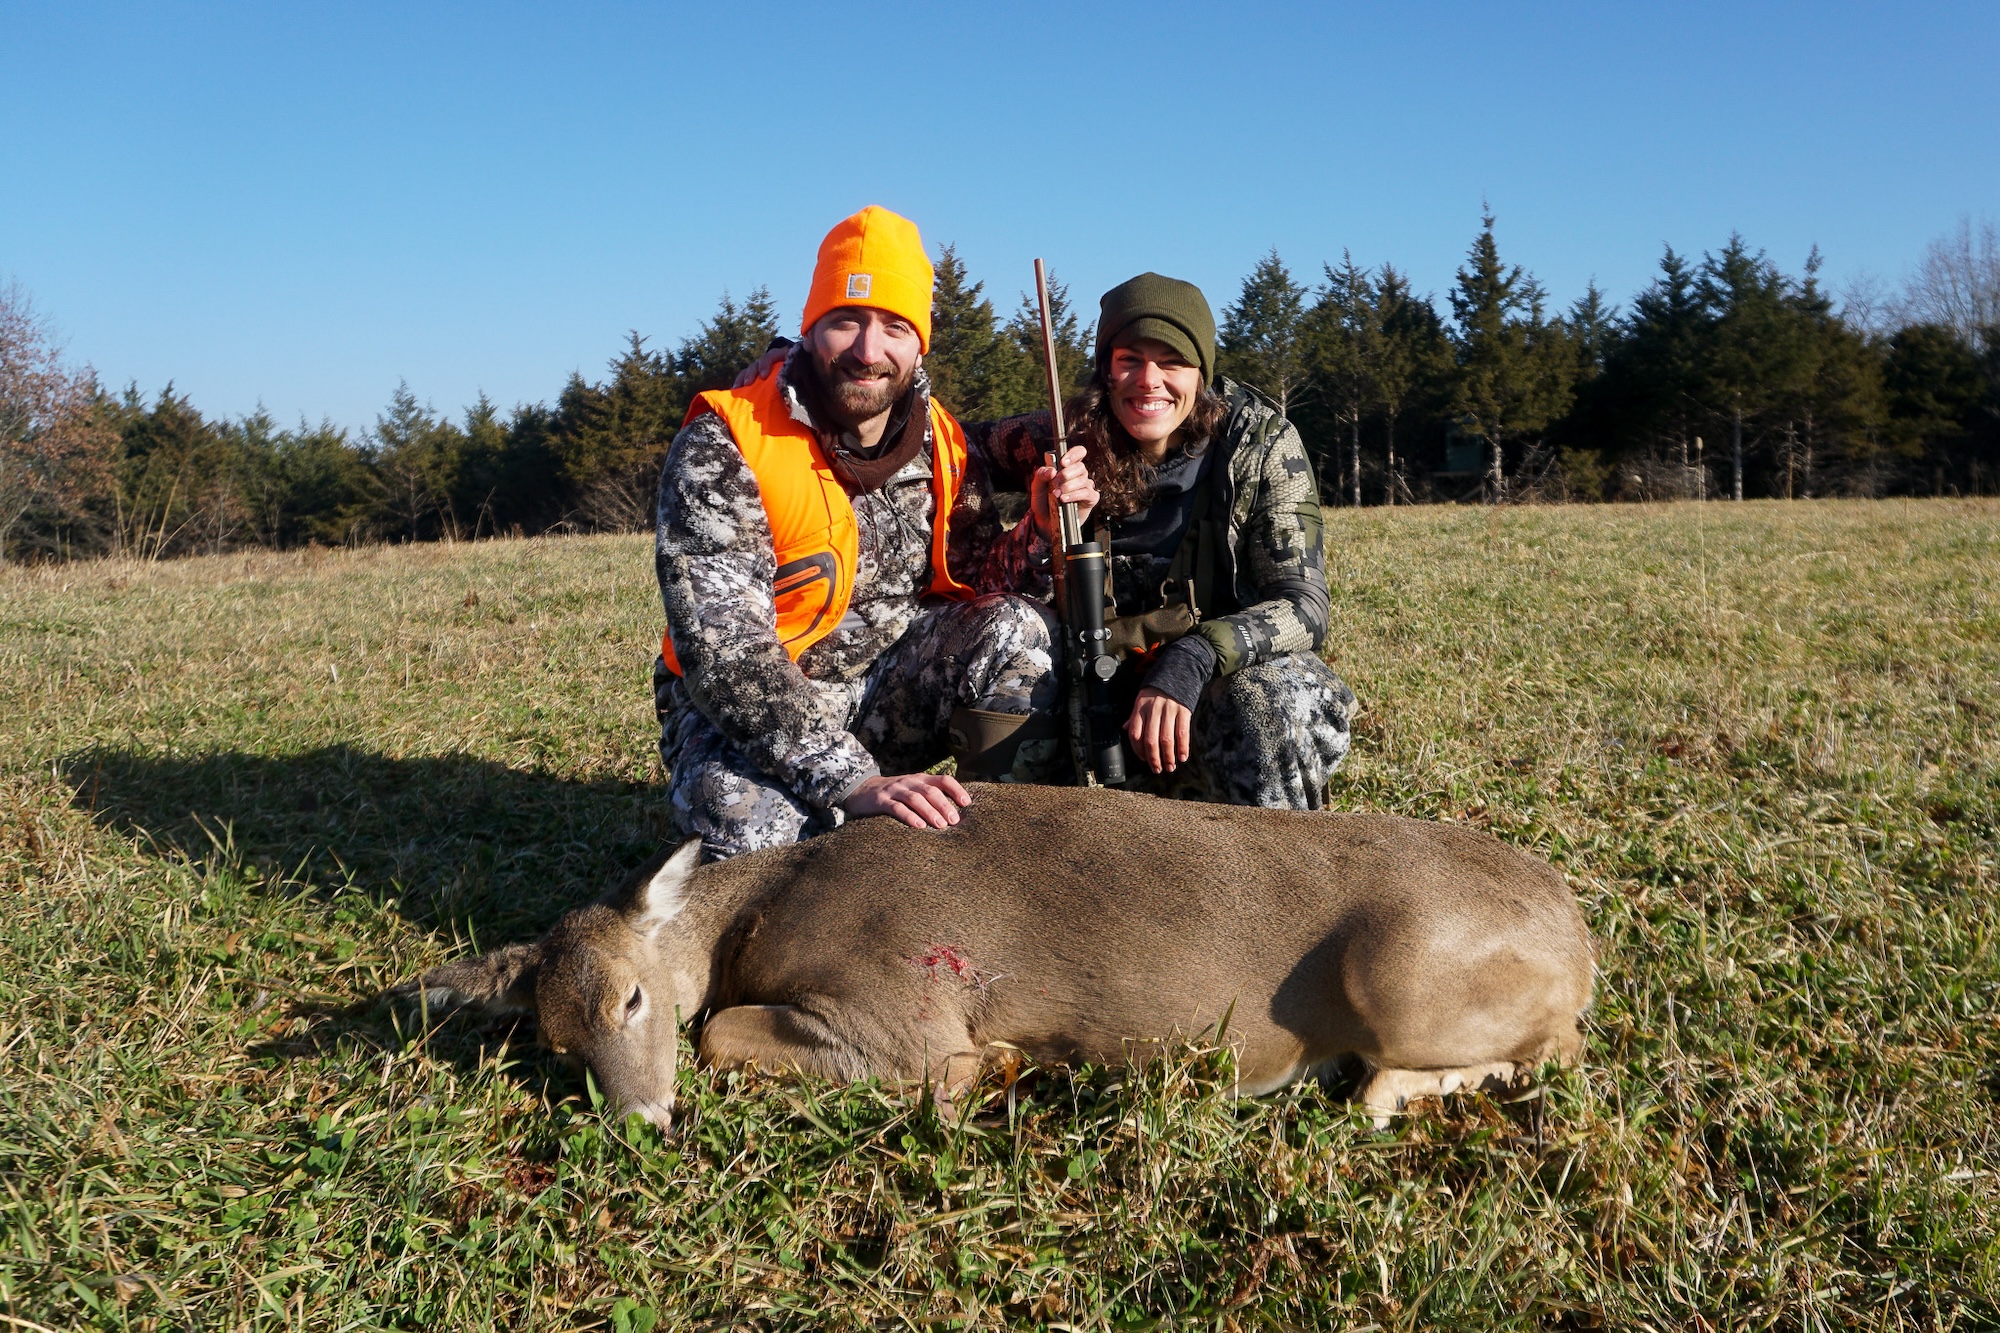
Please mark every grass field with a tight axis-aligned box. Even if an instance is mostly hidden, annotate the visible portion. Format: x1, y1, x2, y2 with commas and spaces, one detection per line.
2, 499, 1996, 1330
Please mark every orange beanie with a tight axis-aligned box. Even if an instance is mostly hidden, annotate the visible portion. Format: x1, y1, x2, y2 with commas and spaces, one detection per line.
801, 206, 934, 352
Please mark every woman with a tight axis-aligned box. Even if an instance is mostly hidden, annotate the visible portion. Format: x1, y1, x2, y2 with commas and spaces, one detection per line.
962, 272, 1355, 808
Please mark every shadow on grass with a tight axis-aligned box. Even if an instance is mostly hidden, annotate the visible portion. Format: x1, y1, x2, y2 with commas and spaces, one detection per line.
62, 743, 676, 943
244, 990, 558, 1095
63, 743, 679, 1079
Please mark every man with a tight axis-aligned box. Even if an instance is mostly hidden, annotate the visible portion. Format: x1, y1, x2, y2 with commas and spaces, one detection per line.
653, 206, 1061, 861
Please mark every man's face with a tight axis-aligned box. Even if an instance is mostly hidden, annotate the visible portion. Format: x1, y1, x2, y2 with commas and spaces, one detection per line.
804, 306, 922, 427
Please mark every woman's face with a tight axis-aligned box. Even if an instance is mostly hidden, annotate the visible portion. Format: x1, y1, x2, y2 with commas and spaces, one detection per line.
1105, 336, 1204, 451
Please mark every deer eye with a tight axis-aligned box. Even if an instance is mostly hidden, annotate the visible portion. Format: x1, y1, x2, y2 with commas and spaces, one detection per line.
625, 986, 644, 1017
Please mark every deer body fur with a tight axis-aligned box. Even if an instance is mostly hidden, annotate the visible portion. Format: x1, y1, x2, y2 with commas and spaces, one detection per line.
401, 784, 1593, 1127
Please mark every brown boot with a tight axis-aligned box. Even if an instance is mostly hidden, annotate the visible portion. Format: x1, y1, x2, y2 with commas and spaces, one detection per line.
947, 707, 1059, 782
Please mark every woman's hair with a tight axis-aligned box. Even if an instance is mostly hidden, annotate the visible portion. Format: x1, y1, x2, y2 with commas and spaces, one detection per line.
1063, 372, 1228, 519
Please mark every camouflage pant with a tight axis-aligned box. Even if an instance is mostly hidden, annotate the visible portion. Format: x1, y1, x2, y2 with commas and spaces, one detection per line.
1119, 653, 1357, 808
655, 593, 1060, 861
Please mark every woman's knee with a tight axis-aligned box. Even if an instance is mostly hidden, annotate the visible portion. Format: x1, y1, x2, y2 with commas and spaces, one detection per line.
1205, 658, 1330, 725
1194, 655, 1355, 795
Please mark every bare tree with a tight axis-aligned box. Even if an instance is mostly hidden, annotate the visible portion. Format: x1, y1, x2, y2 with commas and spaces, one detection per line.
0, 280, 114, 563
1894, 217, 2000, 347
1836, 270, 1898, 340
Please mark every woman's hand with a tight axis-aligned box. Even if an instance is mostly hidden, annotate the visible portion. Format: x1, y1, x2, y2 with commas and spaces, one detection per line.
1029, 445, 1098, 542
840, 772, 972, 829
732, 344, 788, 388
1125, 688, 1192, 774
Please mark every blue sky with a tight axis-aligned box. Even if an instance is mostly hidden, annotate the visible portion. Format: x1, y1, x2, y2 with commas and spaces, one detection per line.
3, 2, 1995, 433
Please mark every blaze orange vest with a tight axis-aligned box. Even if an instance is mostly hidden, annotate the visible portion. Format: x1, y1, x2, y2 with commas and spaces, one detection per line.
658, 372, 974, 675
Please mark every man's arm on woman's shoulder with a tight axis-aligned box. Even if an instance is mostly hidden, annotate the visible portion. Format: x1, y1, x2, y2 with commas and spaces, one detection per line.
947, 413, 1057, 597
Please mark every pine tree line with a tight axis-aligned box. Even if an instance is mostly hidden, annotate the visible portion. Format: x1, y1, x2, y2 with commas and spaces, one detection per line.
3, 216, 1996, 563
1219, 217, 1998, 505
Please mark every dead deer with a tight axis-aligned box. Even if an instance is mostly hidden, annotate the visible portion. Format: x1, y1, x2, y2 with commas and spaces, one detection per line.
393, 783, 1593, 1128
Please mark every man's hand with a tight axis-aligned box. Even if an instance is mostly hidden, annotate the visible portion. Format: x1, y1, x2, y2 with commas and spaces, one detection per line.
1030, 445, 1098, 541
840, 773, 973, 829
732, 344, 788, 389
1125, 688, 1192, 774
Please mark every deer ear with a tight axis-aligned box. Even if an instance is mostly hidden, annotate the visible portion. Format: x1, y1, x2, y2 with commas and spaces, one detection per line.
618, 838, 701, 937
394, 941, 542, 1016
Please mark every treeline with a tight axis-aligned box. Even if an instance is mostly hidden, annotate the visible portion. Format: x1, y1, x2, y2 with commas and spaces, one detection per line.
8, 289, 783, 562
2, 217, 1996, 564
1209, 215, 2000, 505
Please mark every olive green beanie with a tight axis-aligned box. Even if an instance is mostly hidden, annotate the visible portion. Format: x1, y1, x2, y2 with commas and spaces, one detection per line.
1094, 273, 1217, 384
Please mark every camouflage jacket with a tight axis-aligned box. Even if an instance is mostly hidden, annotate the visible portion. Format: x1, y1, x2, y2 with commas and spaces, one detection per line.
961, 379, 1329, 677
654, 348, 1024, 811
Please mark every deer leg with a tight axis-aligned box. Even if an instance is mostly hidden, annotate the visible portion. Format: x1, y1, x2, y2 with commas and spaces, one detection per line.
1359, 1061, 1523, 1130
697, 1004, 874, 1084
698, 1004, 984, 1108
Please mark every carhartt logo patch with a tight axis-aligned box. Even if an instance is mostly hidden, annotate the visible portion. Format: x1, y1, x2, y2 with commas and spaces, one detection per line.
846, 273, 873, 299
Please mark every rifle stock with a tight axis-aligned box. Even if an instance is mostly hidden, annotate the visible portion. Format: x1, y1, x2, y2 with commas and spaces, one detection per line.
1034, 258, 1125, 788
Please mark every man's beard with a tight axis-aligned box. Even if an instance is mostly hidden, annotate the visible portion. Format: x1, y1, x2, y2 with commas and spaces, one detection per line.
810, 350, 916, 429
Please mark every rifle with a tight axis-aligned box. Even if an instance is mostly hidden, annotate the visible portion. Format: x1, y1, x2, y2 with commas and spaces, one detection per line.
1033, 258, 1126, 788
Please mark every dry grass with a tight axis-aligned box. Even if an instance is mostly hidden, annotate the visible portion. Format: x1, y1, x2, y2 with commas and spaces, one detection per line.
1, 500, 1996, 1329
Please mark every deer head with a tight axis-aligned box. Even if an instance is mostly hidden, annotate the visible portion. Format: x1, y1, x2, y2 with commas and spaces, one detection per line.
399, 839, 702, 1127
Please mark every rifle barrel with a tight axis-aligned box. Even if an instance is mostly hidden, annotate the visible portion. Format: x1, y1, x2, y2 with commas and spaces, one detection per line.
1034, 258, 1084, 550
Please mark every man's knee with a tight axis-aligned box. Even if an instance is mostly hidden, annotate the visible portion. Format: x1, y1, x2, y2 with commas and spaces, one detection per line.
672, 771, 816, 862
663, 722, 820, 862
908, 595, 1061, 779
957, 593, 1057, 654
941, 594, 1061, 713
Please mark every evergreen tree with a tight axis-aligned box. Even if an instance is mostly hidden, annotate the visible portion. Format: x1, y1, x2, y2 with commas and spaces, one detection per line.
1304, 253, 1372, 503
452, 395, 511, 538
269, 418, 375, 547
1780, 251, 1886, 497
991, 272, 1090, 419
1697, 235, 1815, 500
547, 290, 779, 531
548, 337, 671, 530
370, 383, 469, 541
1446, 213, 1575, 500
1566, 281, 1617, 384
1545, 281, 1620, 499
1368, 265, 1450, 504
218, 411, 376, 550
1885, 324, 1984, 493
1219, 249, 1312, 419
925, 244, 1007, 420
492, 402, 561, 534
108, 385, 245, 555
1979, 336, 2000, 491
1594, 247, 1708, 495
674, 288, 780, 396
229, 409, 289, 547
